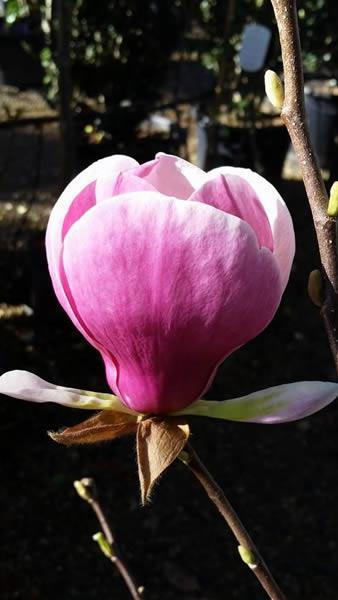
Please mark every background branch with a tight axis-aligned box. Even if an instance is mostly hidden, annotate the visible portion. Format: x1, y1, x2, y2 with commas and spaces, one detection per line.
74, 478, 143, 600
270, 0, 338, 372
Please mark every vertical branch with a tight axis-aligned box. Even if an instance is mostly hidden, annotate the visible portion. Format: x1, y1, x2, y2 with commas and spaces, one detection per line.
55, 0, 75, 187
270, 0, 338, 371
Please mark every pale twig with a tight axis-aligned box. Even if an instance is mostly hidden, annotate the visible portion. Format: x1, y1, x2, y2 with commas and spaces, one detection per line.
74, 478, 143, 600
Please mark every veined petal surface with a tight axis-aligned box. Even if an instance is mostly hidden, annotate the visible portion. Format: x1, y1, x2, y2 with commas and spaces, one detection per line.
46, 155, 139, 393
207, 166, 295, 290
189, 173, 274, 251
62, 192, 282, 413
46, 155, 138, 333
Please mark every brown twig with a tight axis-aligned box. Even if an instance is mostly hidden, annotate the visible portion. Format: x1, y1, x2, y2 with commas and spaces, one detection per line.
74, 478, 143, 600
180, 444, 286, 600
270, 0, 338, 372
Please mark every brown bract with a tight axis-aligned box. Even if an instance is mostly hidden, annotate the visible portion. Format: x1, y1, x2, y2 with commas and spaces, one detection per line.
48, 410, 138, 444
49, 410, 190, 504
137, 417, 190, 504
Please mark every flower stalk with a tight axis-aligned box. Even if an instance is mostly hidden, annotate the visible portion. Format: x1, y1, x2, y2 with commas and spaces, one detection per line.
180, 444, 286, 600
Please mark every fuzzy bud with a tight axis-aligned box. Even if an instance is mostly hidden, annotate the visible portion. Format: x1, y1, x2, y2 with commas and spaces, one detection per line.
327, 181, 338, 217
238, 545, 258, 569
73, 478, 95, 502
264, 70, 284, 111
308, 269, 323, 307
93, 532, 115, 560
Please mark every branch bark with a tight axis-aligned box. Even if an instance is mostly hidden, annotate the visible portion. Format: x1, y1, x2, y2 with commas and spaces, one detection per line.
181, 445, 286, 600
270, 0, 338, 372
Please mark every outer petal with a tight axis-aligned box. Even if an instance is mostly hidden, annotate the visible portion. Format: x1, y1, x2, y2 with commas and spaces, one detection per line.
206, 166, 295, 291
46, 154, 138, 331
0, 370, 137, 413
46, 155, 138, 391
62, 192, 282, 414
177, 381, 338, 423
189, 174, 274, 252
131, 152, 207, 198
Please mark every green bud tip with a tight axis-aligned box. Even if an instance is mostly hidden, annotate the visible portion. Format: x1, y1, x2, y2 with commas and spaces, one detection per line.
327, 181, 338, 217
238, 545, 258, 569
92, 532, 115, 560
307, 269, 323, 307
264, 70, 284, 111
73, 478, 94, 502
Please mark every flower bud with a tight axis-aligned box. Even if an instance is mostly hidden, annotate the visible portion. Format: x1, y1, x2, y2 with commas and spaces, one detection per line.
307, 269, 323, 307
93, 532, 116, 560
327, 181, 338, 217
73, 478, 95, 502
238, 545, 258, 569
264, 70, 284, 111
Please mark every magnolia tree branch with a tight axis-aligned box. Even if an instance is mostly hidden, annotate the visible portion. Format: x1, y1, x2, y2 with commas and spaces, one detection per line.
270, 0, 338, 371
180, 445, 286, 600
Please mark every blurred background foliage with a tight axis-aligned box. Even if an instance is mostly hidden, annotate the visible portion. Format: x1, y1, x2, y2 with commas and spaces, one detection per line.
3, 0, 338, 106
2, 0, 338, 178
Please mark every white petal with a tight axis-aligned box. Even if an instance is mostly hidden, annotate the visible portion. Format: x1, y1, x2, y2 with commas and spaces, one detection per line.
0, 370, 137, 414
176, 381, 338, 423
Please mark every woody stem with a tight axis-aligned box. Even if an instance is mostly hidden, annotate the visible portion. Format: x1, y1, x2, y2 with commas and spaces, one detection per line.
180, 443, 286, 600
270, 0, 338, 372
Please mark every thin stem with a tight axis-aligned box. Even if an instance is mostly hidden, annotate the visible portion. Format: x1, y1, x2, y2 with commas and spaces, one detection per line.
76, 479, 143, 600
89, 496, 115, 545
181, 444, 286, 600
270, 0, 338, 372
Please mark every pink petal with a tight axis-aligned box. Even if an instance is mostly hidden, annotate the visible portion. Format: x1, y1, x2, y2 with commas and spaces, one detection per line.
189, 174, 273, 251
206, 167, 295, 290
131, 152, 206, 198
95, 172, 156, 202
62, 192, 282, 414
46, 155, 138, 383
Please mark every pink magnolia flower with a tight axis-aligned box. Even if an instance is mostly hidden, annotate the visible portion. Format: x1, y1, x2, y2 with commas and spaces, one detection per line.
46, 152, 293, 414
0, 153, 337, 424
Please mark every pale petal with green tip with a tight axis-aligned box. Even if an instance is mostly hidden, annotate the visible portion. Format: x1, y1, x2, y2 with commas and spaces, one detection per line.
0, 370, 138, 414
176, 381, 338, 423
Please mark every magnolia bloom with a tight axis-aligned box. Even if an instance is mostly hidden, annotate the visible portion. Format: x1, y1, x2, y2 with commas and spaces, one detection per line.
0, 153, 337, 425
